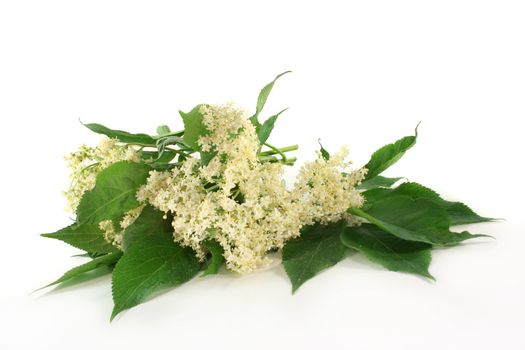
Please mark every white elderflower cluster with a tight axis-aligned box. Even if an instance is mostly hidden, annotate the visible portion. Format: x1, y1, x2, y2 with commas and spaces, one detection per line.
64, 138, 140, 213
293, 146, 367, 225
137, 103, 366, 273
197, 103, 260, 191
99, 205, 145, 248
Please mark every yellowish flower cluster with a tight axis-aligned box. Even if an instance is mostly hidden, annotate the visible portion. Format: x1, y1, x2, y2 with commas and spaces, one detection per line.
99, 205, 145, 248
294, 146, 367, 226
137, 103, 366, 273
197, 103, 260, 190
64, 138, 143, 248
64, 138, 140, 213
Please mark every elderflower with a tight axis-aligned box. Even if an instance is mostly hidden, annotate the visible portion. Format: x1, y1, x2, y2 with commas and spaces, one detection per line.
64, 138, 140, 213
293, 146, 367, 225
98, 205, 145, 248
138, 103, 366, 273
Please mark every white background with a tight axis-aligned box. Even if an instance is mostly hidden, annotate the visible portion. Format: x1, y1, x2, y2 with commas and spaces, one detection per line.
1, 1, 524, 349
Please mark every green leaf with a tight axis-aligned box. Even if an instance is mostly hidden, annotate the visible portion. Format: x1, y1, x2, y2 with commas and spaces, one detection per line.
82, 122, 156, 145
318, 139, 330, 160
363, 124, 419, 180
257, 108, 287, 144
341, 224, 434, 279
155, 135, 186, 151
282, 221, 347, 293
111, 233, 201, 320
121, 205, 172, 251
444, 202, 494, 226
357, 176, 403, 190
250, 71, 291, 126
76, 161, 151, 225
141, 150, 177, 163
364, 182, 493, 225
44, 251, 122, 289
41, 224, 119, 254
156, 125, 171, 136
350, 196, 488, 246
179, 104, 207, 151
200, 150, 218, 166
201, 239, 224, 276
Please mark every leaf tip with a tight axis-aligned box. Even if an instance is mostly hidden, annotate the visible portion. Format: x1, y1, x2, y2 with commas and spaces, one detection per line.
290, 278, 306, 294
480, 234, 496, 241
278, 107, 289, 115
415, 121, 421, 137
465, 233, 495, 241
31, 283, 52, 294
110, 309, 119, 322
278, 70, 292, 77
488, 217, 505, 223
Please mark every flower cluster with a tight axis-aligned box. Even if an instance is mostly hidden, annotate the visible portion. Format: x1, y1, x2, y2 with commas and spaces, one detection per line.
294, 146, 367, 226
64, 138, 142, 248
63, 104, 365, 273
99, 205, 145, 248
44, 74, 494, 319
137, 103, 366, 273
64, 138, 140, 213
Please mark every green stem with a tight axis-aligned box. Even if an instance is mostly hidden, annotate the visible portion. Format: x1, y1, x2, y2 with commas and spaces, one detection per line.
258, 155, 278, 162
166, 130, 184, 137
163, 147, 194, 156
148, 162, 182, 170
348, 208, 387, 230
283, 157, 297, 165
259, 143, 299, 158
206, 183, 220, 192
266, 143, 287, 161
259, 155, 297, 165
124, 142, 158, 148
154, 130, 185, 139
258, 144, 298, 157
232, 189, 241, 200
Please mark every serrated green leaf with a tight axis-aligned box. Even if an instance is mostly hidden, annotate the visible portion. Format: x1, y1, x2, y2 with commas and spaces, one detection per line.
76, 161, 151, 225
364, 182, 493, 225
121, 205, 172, 251
41, 224, 118, 254
282, 221, 347, 293
43, 251, 122, 289
82, 122, 156, 145
201, 239, 224, 276
257, 108, 287, 144
363, 125, 419, 180
444, 202, 494, 225
341, 224, 434, 279
350, 196, 488, 246
357, 176, 403, 190
179, 104, 207, 151
111, 233, 201, 320
249, 71, 291, 126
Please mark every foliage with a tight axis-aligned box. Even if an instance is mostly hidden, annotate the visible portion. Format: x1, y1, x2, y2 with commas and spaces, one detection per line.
41, 72, 494, 320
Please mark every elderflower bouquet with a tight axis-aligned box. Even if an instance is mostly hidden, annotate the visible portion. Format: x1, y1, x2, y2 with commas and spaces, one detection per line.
41, 72, 493, 320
